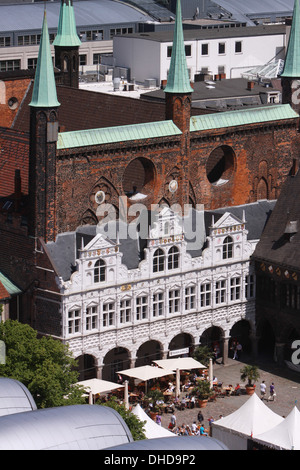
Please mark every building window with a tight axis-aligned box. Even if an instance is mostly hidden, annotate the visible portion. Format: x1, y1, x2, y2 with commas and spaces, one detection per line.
215, 280, 226, 305
27, 58, 38, 70
200, 283, 211, 307
235, 41, 242, 53
168, 45, 192, 58
245, 274, 254, 299
153, 292, 164, 317
223, 236, 233, 259
230, 277, 241, 301
153, 248, 165, 273
218, 42, 226, 54
136, 296, 148, 320
93, 53, 102, 65
167, 46, 172, 58
86, 305, 98, 330
79, 54, 87, 66
103, 302, 115, 327
168, 289, 180, 314
0, 37, 11, 47
68, 309, 81, 334
0, 60, 20, 72
80, 30, 103, 41
185, 286, 196, 310
120, 299, 131, 324
168, 246, 179, 270
201, 43, 209, 55
94, 259, 106, 283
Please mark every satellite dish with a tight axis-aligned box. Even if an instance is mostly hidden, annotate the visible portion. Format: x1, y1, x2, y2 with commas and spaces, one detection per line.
95, 190, 105, 204
169, 180, 178, 193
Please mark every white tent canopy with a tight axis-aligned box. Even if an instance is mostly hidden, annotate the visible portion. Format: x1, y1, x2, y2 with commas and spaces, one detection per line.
76, 378, 124, 396
132, 404, 176, 440
212, 393, 284, 450
253, 406, 300, 450
119, 365, 174, 382
153, 357, 206, 371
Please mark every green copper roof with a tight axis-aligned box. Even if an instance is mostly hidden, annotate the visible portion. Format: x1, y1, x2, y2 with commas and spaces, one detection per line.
164, 0, 193, 94
281, 0, 300, 77
0, 272, 22, 296
57, 120, 182, 149
190, 105, 299, 132
53, 0, 81, 47
30, 11, 60, 108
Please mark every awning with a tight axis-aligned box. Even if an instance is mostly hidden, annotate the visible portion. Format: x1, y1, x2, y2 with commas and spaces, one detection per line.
76, 378, 124, 396
153, 357, 207, 371
119, 365, 174, 382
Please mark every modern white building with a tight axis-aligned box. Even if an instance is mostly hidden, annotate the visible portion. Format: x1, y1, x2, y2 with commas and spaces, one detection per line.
113, 24, 287, 84
45, 202, 275, 381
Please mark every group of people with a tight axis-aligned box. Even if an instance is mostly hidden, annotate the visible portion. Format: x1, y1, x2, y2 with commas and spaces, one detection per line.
167, 411, 218, 437
260, 380, 276, 401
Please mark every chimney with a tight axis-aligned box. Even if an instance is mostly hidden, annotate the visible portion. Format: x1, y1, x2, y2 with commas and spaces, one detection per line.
291, 158, 299, 176
14, 169, 21, 212
247, 81, 255, 91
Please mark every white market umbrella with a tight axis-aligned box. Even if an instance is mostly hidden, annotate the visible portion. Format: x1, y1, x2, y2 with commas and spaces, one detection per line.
119, 365, 174, 393
154, 357, 207, 397
76, 378, 124, 403
153, 357, 207, 371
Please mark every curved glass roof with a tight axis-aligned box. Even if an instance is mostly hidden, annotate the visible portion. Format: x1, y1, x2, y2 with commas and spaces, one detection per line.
0, 404, 133, 450
0, 378, 37, 417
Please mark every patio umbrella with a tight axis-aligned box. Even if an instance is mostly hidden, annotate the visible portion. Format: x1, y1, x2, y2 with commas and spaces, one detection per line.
118, 365, 174, 394
76, 378, 124, 404
153, 357, 207, 398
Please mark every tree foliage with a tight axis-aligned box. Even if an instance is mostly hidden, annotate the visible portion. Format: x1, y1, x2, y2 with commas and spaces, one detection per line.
193, 345, 214, 367
101, 397, 146, 441
0, 320, 85, 408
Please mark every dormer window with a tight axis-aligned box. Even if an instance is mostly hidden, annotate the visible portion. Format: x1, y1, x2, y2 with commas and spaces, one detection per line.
153, 248, 165, 273
223, 236, 233, 259
168, 246, 179, 270
94, 259, 106, 283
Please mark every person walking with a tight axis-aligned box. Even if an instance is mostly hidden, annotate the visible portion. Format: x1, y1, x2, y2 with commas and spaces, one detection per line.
260, 380, 267, 400
197, 410, 204, 424
268, 383, 276, 401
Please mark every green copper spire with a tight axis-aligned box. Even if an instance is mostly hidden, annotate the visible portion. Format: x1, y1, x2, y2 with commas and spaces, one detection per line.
281, 0, 300, 77
30, 11, 60, 108
164, 0, 193, 94
53, 0, 81, 47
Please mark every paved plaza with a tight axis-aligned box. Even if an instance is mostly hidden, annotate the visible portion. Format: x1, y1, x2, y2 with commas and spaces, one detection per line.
159, 355, 300, 432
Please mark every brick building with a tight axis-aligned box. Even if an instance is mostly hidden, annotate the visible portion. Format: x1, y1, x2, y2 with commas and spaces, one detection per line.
0, 0, 300, 374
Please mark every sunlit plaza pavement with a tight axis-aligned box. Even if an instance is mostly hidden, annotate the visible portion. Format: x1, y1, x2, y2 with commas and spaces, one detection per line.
159, 356, 300, 431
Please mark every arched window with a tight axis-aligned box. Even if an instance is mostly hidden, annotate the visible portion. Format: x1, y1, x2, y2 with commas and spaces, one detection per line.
153, 248, 165, 273
168, 246, 179, 270
94, 259, 106, 283
223, 236, 233, 259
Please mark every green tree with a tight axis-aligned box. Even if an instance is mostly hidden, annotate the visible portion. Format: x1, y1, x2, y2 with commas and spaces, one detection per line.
0, 319, 85, 408
193, 345, 214, 367
102, 397, 146, 441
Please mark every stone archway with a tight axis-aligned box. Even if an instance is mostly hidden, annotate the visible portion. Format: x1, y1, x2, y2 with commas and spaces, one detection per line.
102, 347, 131, 382
229, 319, 252, 357
206, 145, 236, 186
168, 333, 194, 357
75, 354, 97, 381
122, 157, 156, 199
135, 340, 163, 367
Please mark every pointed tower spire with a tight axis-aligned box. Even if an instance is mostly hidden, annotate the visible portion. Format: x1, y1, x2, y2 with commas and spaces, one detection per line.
30, 10, 60, 108
164, 0, 193, 94
281, 0, 300, 77
53, 0, 81, 48
53, 0, 81, 88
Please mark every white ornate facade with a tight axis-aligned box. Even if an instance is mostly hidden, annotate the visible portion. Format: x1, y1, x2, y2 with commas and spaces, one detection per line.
55, 206, 259, 380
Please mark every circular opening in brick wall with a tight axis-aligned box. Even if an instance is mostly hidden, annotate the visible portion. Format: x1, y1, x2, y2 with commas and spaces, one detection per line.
123, 157, 156, 200
8, 97, 19, 110
206, 145, 236, 186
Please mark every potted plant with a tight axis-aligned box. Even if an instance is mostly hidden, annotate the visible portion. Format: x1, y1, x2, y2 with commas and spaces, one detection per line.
146, 389, 164, 419
240, 365, 260, 395
191, 380, 213, 408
